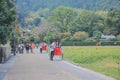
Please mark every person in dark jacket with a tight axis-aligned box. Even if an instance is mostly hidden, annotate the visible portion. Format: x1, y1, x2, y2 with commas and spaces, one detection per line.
25, 43, 30, 53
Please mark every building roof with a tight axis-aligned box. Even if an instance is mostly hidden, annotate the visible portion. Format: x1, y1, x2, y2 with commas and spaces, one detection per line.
101, 34, 116, 40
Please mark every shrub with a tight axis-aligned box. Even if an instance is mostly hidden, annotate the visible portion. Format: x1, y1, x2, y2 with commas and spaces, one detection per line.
72, 31, 89, 41
62, 40, 120, 46
117, 34, 120, 41
62, 40, 96, 46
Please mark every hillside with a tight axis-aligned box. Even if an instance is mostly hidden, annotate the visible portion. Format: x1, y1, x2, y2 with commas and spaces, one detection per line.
17, 0, 120, 27
17, 0, 120, 11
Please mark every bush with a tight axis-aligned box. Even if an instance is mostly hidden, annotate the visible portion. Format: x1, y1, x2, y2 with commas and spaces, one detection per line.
62, 40, 120, 46
100, 41, 120, 46
72, 31, 89, 41
117, 34, 120, 41
62, 40, 96, 46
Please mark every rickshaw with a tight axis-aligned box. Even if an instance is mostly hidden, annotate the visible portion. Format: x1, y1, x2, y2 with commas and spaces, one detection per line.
54, 47, 63, 60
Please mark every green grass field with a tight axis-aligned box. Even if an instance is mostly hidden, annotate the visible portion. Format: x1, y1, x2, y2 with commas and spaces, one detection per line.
62, 46, 120, 80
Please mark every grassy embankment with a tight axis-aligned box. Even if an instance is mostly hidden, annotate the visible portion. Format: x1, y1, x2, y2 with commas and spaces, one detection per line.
62, 46, 120, 80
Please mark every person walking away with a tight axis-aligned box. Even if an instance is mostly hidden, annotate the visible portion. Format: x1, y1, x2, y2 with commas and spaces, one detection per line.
50, 40, 56, 61
25, 43, 30, 53
55, 40, 61, 47
21, 43, 24, 53
36, 43, 39, 48
39, 41, 43, 53
18, 43, 24, 54
30, 43, 35, 53
42, 41, 47, 53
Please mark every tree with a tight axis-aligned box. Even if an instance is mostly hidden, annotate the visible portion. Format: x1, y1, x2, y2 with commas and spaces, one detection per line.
0, 0, 16, 25
59, 32, 71, 41
0, 0, 16, 45
71, 10, 103, 36
117, 34, 120, 41
17, 0, 120, 28
106, 10, 120, 36
93, 30, 102, 41
44, 30, 56, 41
0, 27, 8, 44
33, 18, 41, 26
72, 31, 89, 41
48, 6, 76, 32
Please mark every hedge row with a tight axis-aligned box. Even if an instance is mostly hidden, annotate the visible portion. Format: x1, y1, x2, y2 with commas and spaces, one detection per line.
100, 41, 120, 46
62, 41, 120, 46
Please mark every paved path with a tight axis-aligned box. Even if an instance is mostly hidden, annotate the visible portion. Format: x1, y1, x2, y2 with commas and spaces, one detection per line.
3, 50, 81, 80
0, 55, 16, 80
1, 49, 116, 80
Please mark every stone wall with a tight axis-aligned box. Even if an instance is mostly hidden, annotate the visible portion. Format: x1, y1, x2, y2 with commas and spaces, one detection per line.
0, 42, 11, 63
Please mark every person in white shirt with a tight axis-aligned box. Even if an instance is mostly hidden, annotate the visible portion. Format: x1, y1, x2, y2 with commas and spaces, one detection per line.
39, 41, 43, 53
50, 40, 56, 61
18, 43, 24, 53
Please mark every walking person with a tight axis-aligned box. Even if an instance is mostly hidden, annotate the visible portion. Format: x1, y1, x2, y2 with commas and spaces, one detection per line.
25, 43, 30, 53
42, 41, 47, 53
18, 42, 24, 54
39, 41, 43, 53
55, 40, 61, 47
30, 43, 35, 53
50, 40, 56, 61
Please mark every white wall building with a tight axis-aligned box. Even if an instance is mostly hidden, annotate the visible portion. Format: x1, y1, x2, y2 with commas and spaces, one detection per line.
100, 34, 116, 40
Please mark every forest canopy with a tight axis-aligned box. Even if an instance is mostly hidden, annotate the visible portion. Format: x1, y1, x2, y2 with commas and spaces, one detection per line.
1, 0, 119, 42
0, 0, 16, 44
17, 0, 120, 28
16, 0, 120, 41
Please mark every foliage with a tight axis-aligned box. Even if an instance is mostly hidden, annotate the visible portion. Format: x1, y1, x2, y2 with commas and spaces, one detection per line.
17, 0, 120, 41
17, 0, 120, 12
38, 32, 46, 41
100, 41, 120, 46
0, 26, 8, 44
62, 40, 120, 46
17, 0, 120, 28
93, 30, 102, 41
72, 10, 103, 36
0, 0, 16, 26
48, 6, 76, 32
48, 8, 120, 41
34, 37, 40, 43
117, 34, 120, 41
59, 32, 71, 41
38, 8, 50, 19
33, 18, 41, 26
22, 8, 120, 42
25, 11, 43, 27
30, 37, 35, 42
0, 0, 16, 45
62, 41, 96, 46
44, 30, 56, 42
106, 10, 120, 36
72, 31, 89, 41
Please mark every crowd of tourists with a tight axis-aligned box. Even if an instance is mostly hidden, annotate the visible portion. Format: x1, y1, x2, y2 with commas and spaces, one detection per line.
10, 39, 62, 61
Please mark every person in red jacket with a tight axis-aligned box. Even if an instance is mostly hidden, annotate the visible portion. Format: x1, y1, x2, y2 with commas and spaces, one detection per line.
30, 43, 35, 53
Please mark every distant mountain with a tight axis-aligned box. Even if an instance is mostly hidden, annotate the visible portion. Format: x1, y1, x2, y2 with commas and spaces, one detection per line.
17, 0, 120, 27
17, 0, 120, 11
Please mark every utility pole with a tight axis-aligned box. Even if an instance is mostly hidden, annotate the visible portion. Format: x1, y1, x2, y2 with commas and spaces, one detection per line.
13, 0, 17, 55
